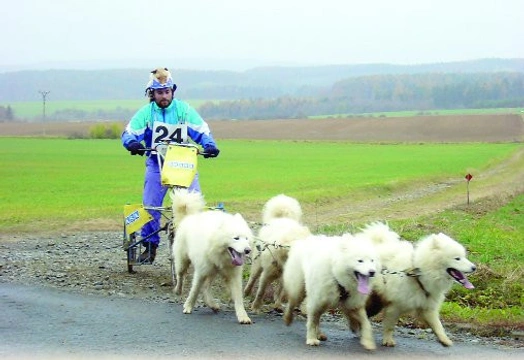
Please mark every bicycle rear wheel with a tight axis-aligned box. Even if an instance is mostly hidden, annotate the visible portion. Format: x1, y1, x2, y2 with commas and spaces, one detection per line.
123, 217, 137, 273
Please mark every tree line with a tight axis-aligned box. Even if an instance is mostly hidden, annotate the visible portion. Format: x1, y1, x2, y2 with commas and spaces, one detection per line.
198, 72, 524, 119
1, 71, 523, 121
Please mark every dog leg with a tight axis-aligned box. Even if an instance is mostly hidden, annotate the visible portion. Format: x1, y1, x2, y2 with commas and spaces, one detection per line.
226, 269, 252, 324
306, 307, 323, 346
202, 276, 220, 312
342, 308, 362, 335
381, 306, 401, 346
244, 260, 262, 297
283, 288, 305, 325
352, 307, 376, 350
273, 281, 285, 310
174, 256, 190, 296
421, 309, 453, 346
251, 268, 277, 312
183, 270, 206, 314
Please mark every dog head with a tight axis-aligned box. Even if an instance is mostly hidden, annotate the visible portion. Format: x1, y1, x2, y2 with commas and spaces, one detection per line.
339, 234, 380, 295
415, 233, 476, 289
224, 213, 253, 266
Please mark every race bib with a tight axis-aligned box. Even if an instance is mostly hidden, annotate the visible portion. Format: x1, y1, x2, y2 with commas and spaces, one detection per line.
152, 121, 188, 148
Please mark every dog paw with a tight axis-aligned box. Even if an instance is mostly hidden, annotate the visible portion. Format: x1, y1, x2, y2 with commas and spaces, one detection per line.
439, 338, 453, 347
205, 301, 220, 312
382, 339, 396, 347
183, 305, 193, 314
306, 339, 320, 346
361, 338, 377, 351
238, 316, 252, 324
283, 312, 293, 325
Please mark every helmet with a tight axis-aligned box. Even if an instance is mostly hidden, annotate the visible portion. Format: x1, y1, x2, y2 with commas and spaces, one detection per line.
145, 67, 177, 93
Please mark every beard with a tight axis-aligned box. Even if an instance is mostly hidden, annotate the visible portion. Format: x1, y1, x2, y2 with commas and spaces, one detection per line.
156, 98, 172, 109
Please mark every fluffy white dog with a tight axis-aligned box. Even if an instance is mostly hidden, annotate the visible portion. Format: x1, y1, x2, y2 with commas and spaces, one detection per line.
244, 217, 311, 311
171, 189, 253, 324
366, 230, 476, 346
244, 194, 310, 311
283, 234, 380, 350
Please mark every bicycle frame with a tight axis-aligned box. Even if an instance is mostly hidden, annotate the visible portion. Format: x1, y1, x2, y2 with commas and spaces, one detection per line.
123, 142, 202, 275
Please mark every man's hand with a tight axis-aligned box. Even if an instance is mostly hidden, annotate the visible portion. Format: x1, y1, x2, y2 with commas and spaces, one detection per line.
127, 141, 146, 156
203, 145, 220, 158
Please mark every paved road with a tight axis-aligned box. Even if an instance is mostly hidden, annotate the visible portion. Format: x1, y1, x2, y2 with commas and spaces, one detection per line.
1, 283, 521, 360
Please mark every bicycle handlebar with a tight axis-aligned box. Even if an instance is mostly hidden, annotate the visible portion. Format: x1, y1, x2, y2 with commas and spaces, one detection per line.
144, 143, 208, 156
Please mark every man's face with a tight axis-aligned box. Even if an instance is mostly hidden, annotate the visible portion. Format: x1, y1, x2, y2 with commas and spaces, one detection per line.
153, 88, 173, 108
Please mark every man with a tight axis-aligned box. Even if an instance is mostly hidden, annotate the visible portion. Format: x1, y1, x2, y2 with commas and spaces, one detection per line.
121, 67, 220, 263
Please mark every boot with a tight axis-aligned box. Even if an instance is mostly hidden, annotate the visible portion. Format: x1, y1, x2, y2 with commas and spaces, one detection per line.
138, 242, 158, 263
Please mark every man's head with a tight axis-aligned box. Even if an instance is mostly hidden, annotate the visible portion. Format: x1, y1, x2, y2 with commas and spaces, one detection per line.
145, 67, 177, 107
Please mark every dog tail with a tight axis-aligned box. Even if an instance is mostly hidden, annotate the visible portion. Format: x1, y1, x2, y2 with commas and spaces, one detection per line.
359, 221, 400, 246
170, 188, 205, 225
262, 194, 303, 223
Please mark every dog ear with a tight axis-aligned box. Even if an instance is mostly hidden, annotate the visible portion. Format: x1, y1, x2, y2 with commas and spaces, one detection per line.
429, 234, 443, 250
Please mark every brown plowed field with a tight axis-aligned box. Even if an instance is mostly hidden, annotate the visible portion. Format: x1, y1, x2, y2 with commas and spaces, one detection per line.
1, 114, 523, 142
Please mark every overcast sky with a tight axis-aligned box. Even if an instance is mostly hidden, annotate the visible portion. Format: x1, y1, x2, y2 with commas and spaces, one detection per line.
1, 0, 522, 71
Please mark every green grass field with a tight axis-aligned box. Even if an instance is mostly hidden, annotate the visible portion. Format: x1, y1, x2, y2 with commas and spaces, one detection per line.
0, 138, 519, 231
0, 99, 211, 119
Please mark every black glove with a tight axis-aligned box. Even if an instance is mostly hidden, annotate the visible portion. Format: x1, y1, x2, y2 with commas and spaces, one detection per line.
203, 144, 220, 158
127, 141, 146, 156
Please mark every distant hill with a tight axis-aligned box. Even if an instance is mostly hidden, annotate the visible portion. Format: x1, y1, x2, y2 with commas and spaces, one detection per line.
1, 58, 523, 102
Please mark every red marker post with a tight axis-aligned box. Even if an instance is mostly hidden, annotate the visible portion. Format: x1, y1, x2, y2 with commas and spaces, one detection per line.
465, 173, 473, 205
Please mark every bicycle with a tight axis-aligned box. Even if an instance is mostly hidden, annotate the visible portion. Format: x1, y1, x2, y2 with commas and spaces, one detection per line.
122, 142, 223, 285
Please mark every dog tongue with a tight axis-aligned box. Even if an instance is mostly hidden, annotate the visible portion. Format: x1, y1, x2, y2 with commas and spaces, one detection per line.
357, 274, 370, 294
462, 277, 474, 289
230, 250, 244, 266
450, 269, 475, 289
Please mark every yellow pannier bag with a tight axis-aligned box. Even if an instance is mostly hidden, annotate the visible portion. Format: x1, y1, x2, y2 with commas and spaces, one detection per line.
161, 144, 198, 187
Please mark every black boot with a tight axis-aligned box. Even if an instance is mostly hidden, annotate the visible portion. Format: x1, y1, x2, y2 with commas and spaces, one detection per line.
138, 242, 158, 263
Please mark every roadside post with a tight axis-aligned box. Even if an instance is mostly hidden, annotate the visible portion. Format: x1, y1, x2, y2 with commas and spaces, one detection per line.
465, 173, 473, 205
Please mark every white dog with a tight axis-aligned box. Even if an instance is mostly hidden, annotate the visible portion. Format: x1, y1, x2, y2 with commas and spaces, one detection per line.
244, 194, 309, 312
283, 234, 380, 350
171, 189, 253, 324
366, 231, 476, 346
244, 217, 311, 311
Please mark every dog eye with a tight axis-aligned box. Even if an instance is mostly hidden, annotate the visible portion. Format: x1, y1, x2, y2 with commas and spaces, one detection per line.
455, 257, 461, 261
233, 236, 240, 241
358, 259, 363, 263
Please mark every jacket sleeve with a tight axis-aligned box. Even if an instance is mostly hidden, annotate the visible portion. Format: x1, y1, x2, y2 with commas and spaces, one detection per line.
121, 105, 150, 149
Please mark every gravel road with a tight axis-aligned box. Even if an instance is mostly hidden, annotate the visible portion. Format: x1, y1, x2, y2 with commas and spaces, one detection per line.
1, 231, 522, 359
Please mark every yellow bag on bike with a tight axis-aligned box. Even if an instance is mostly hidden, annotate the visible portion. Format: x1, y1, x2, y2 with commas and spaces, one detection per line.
161, 144, 198, 187
123, 204, 154, 236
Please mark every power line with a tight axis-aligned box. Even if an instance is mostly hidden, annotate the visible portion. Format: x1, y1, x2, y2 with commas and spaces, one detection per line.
38, 90, 50, 135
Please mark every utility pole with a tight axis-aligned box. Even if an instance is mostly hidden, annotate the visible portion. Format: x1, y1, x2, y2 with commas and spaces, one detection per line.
38, 90, 50, 135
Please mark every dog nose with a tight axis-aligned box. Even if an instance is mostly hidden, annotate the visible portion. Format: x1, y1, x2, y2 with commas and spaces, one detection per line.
369, 270, 376, 277
245, 248, 251, 255
471, 265, 477, 272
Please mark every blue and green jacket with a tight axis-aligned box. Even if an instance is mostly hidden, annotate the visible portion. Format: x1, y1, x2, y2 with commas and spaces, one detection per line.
121, 99, 217, 151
